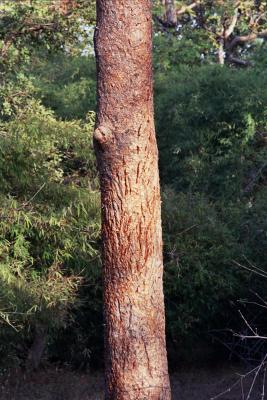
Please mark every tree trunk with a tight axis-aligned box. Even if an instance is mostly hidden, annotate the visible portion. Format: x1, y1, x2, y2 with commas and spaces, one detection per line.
26, 323, 46, 371
218, 37, 225, 65
165, 0, 177, 27
94, 1, 171, 399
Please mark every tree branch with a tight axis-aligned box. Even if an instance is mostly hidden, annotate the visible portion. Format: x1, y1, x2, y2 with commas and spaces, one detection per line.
176, 1, 200, 16
1, 22, 58, 58
228, 29, 267, 51
225, 7, 240, 39
227, 55, 252, 67
156, 1, 200, 29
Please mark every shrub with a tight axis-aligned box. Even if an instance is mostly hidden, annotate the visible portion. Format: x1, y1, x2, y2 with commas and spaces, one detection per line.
156, 63, 267, 358
155, 65, 267, 200
0, 100, 101, 367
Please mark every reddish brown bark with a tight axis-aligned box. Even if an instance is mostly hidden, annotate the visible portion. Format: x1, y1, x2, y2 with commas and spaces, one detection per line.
94, 1, 171, 399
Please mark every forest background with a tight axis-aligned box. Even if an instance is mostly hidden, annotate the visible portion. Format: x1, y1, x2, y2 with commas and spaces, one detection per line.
0, 0, 267, 371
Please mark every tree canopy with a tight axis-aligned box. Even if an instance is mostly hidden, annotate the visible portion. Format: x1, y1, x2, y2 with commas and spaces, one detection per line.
154, 0, 267, 65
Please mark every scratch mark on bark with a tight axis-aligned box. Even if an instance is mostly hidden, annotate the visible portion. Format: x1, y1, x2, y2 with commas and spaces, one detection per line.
136, 162, 141, 184
143, 335, 153, 378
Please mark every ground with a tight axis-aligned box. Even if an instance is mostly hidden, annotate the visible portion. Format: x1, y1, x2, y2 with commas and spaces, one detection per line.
0, 364, 264, 400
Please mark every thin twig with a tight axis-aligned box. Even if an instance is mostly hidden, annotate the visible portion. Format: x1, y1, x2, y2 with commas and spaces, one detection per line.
241, 376, 245, 400
238, 299, 267, 310
23, 182, 46, 206
239, 310, 258, 336
211, 362, 267, 400
210, 377, 243, 400
246, 354, 267, 400
262, 364, 267, 400
243, 256, 267, 277
233, 260, 267, 279
235, 335, 267, 340
251, 291, 267, 307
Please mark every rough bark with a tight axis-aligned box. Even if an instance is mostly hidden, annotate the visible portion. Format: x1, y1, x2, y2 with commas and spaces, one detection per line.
94, 1, 171, 399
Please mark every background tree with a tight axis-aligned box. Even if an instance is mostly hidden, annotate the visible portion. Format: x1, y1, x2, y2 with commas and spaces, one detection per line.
154, 0, 267, 66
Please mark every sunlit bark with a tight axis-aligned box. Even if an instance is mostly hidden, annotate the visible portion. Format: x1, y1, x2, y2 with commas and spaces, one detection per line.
94, 0, 171, 398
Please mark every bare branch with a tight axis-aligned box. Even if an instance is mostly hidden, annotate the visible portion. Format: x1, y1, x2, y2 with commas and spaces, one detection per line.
225, 8, 240, 39
261, 364, 266, 400
210, 379, 241, 400
238, 310, 258, 337
251, 290, 267, 307
232, 260, 267, 279
238, 299, 267, 310
236, 335, 267, 340
211, 358, 267, 400
227, 55, 252, 67
246, 354, 267, 400
177, 1, 200, 16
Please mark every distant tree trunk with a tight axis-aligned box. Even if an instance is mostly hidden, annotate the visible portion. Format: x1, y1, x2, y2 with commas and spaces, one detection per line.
26, 323, 46, 370
165, 0, 177, 27
94, 0, 171, 399
218, 37, 225, 65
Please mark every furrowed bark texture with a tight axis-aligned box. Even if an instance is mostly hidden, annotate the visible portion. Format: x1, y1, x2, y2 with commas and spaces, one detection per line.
94, 1, 171, 399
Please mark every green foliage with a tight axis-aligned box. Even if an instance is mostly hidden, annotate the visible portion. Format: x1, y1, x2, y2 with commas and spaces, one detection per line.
0, 0, 95, 59
153, 30, 213, 70
0, 100, 101, 366
162, 188, 267, 355
0, 0, 100, 369
155, 64, 267, 199
163, 190, 246, 340
153, 0, 267, 65
31, 53, 96, 119
0, 100, 98, 193
0, 0, 95, 120
155, 61, 267, 353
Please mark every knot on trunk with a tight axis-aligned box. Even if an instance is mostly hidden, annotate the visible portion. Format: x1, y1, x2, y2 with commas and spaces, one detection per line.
94, 125, 113, 145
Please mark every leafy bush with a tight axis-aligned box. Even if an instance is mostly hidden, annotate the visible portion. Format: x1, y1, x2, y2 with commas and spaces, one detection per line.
153, 30, 213, 71
155, 63, 267, 358
31, 53, 97, 120
0, 100, 101, 367
155, 65, 267, 200
162, 190, 244, 341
